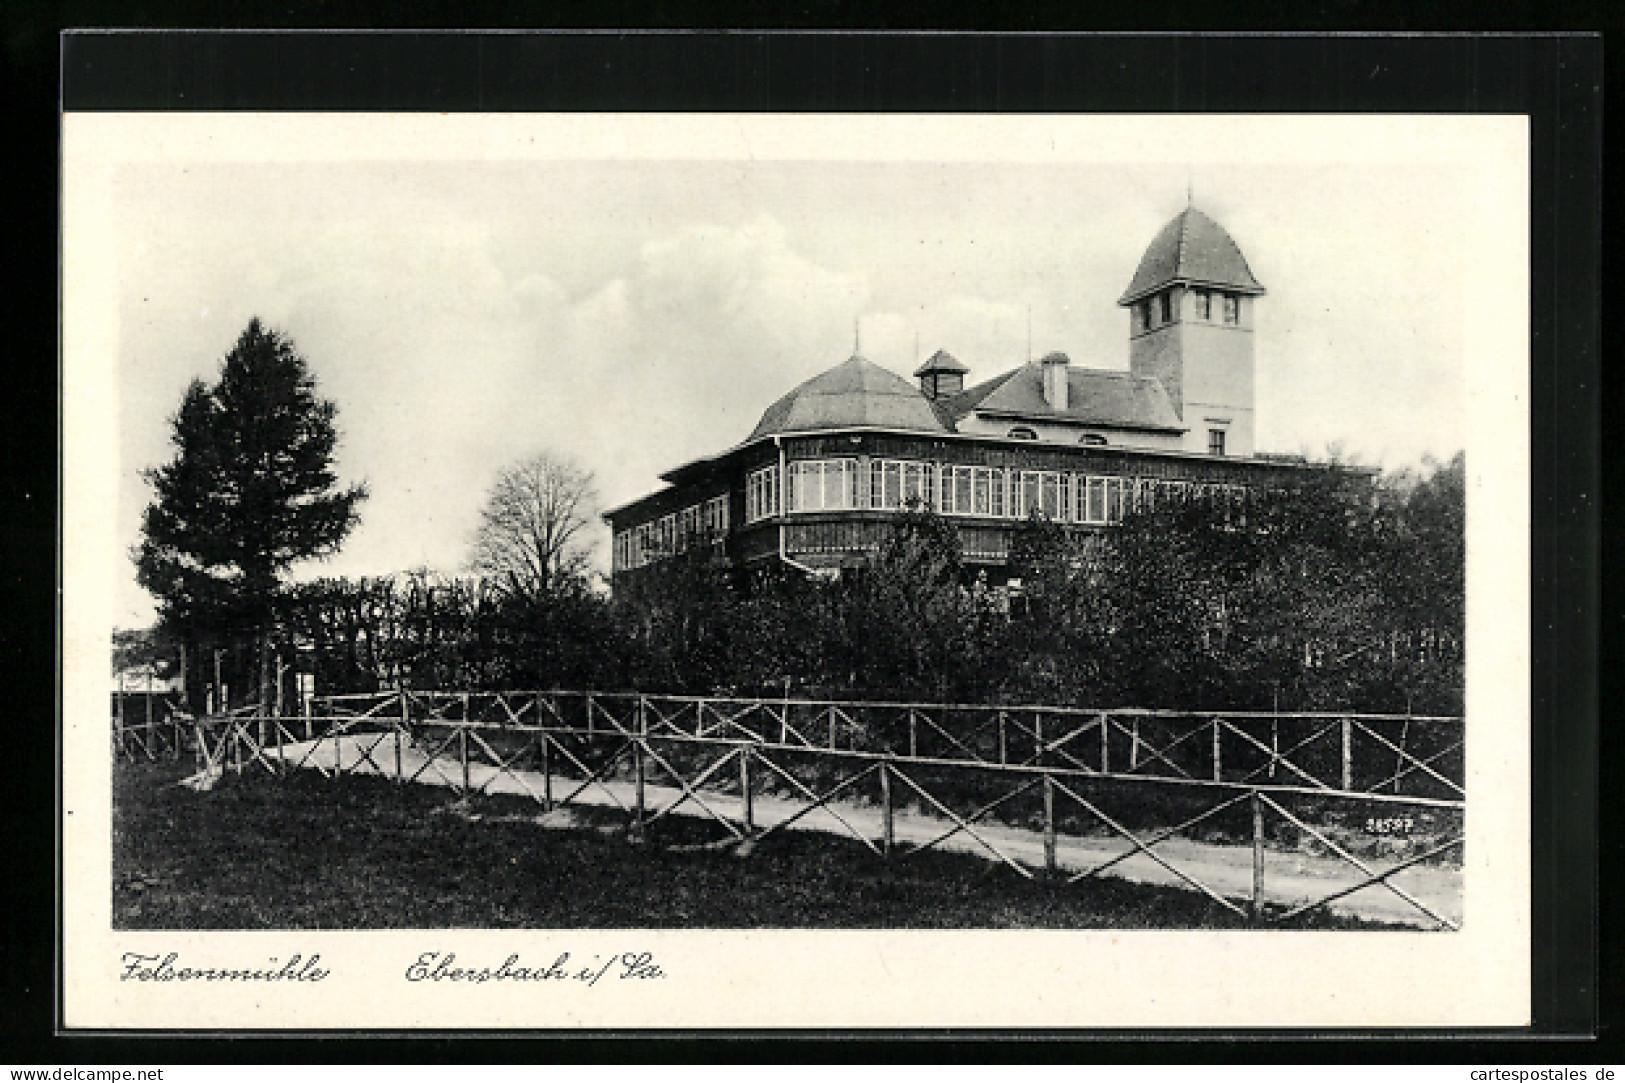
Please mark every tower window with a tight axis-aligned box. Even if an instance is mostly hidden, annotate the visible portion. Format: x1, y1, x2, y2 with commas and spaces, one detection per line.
1223, 294, 1240, 324
1194, 290, 1211, 320
1159, 292, 1173, 323
1208, 429, 1227, 456
1141, 300, 1154, 330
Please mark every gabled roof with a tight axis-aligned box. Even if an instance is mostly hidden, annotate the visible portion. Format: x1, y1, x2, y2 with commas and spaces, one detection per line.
748, 353, 949, 441
1118, 207, 1265, 306
941, 364, 1185, 433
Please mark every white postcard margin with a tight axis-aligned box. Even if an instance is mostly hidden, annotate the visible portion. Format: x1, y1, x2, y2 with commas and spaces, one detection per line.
61, 113, 1530, 1029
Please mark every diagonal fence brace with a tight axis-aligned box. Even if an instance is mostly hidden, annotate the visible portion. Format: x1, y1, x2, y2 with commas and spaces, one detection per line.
746, 758, 882, 855
1221, 719, 1333, 791
1235, 719, 1341, 787
1275, 836, 1466, 926
640, 745, 746, 839
903, 775, 1044, 858
1258, 792, 1460, 930
547, 737, 636, 813
403, 724, 468, 790
1355, 722, 1465, 798
1067, 791, 1253, 884
464, 727, 549, 805
1049, 776, 1247, 916
887, 765, 1035, 879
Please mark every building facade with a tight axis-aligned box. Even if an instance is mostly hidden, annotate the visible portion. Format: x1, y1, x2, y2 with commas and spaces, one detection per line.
606, 205, 1306, 583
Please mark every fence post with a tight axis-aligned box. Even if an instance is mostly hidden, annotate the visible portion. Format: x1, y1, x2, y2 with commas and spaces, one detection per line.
1035, 712, 1043, 767
396, 688, 408, 784
998, 710, 1007, 766
459, 724, 470, 794
1340, 717, 1353, 792
116, 678, 126, 759
303, 686, 313, 742
880, 759, 894, 857
633, 696, 647, 833
1394, 718, 1411, 795
144, 680, 154, 759
1130, 717, 1140, 770
1099, 713, 1109, 774
908, 711, 918, 760
273, 655, 286, 723
1042, 772, 1057, 874
1251, 790, 1265, 917
738, 745, 754, 835
334, 714, 345, 778
541, 733, 553, 811
273, 688, 284, 773
1211, 718, 1222, 782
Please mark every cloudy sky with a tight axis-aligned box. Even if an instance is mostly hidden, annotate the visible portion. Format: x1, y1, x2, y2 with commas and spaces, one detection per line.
78, 115, 1520, 629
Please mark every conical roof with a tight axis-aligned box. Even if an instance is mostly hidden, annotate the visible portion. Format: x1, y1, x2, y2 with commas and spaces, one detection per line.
1118, 207, 1265, 306
749, 354, 948, 440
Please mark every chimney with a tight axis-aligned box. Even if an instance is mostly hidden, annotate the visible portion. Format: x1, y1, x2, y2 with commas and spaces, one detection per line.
1040, 351, 1069, 411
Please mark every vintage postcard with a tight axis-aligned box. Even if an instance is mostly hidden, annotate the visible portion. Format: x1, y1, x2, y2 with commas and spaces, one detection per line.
62, 112, 1530, 1029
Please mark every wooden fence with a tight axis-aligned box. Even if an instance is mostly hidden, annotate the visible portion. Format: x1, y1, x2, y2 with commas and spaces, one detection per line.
110, 691, 190, 762
125, 689, 1466, 929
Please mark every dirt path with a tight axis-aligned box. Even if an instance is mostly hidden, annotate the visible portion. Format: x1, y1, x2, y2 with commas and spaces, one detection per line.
264, 733, 1463, 929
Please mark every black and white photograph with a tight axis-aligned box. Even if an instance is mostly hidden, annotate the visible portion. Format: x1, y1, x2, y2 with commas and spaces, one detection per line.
63, 109, 1531, 1029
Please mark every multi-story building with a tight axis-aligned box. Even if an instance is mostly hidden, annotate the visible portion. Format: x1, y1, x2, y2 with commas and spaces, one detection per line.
606, 204, 1309, 584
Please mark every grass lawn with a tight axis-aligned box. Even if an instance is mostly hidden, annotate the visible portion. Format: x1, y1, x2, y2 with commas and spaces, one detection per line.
112, 759, 1397, 930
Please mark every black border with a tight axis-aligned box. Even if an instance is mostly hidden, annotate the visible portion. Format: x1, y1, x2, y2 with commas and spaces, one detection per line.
15, 22, 1606, 1061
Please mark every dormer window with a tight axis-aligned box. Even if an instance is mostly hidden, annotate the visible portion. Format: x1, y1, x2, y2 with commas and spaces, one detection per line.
1194, 290, 1211, 320
1008, 426, 1038, 441
1159, 292, 1173, 323
1140, 300, 1154, 331
1223, 294, 1240, 324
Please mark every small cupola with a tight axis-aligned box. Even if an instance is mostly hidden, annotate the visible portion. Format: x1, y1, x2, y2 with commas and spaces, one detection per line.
913, 349, 969, 400
1039, 351, 1070, 411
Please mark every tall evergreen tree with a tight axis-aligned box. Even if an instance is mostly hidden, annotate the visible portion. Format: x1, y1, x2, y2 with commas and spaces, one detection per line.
136, 318, 367, 706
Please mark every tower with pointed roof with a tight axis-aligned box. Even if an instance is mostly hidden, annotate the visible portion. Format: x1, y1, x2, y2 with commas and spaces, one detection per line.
1118, 206, 1265, 457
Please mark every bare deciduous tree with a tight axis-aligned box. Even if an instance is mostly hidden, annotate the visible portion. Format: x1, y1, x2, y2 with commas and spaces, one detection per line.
469, 452, 598, 599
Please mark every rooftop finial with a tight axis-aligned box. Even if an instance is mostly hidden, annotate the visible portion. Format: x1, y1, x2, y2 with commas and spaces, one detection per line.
1027, 303, 1033, 364
854, 315, 861, 356
1187, 170, 1193, 208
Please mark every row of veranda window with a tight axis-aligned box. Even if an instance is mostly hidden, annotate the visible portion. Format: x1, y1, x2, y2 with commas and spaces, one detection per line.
614, 494, 729, 571
746, 459, 1248, 525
